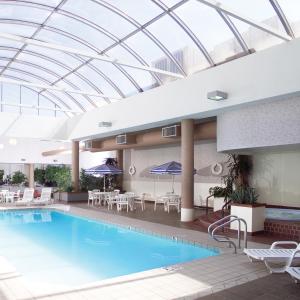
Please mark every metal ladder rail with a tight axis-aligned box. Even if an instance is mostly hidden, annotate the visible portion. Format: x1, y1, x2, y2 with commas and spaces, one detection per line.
208, 215, 247, 254
208, 215, 238, 236
211, 218, 248, 253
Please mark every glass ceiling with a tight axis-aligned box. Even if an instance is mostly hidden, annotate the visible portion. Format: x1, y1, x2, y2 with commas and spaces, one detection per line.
0, 0, 298, 117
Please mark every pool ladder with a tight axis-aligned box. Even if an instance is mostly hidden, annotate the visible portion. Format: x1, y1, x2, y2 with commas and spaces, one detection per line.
208, 215, 248, 254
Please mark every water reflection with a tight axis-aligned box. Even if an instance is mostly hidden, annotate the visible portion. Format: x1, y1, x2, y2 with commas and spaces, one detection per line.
0, 210, 52, 225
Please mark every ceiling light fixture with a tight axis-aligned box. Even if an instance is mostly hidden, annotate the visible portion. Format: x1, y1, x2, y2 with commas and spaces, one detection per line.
9, 138, 17, 145
207, 90, 228, 101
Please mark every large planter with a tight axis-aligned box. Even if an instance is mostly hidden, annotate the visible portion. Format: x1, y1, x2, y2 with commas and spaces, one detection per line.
230, 203, 266, 233
213, 197, 225, 212
54, 192, 88, 202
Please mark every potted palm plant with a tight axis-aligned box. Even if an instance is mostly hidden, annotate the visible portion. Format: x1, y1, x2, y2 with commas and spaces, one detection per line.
208, 186, 227, 212
230, 186, 265, 233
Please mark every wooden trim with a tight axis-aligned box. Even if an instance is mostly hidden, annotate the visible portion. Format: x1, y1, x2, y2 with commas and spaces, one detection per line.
231, 203, 266, 208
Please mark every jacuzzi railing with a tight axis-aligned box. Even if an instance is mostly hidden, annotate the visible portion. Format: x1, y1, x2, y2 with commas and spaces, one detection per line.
208, 215, 248, 254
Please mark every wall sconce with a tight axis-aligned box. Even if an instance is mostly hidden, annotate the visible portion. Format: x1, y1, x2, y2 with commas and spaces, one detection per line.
207, 90, 228, 101
98, 122, 112, 127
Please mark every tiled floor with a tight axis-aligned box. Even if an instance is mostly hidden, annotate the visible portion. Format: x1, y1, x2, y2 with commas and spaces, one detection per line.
0, 203, 293, 300
197, 273, 300, 300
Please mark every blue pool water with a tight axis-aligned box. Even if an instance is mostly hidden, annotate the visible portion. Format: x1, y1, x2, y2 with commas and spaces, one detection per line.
0, 209, 218, 286
266, 208, 300, 221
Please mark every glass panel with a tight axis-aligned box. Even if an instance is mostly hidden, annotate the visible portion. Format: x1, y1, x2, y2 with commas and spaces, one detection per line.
278, 0, 300, 36
35, 28, 94, 52
174, 0, 243, 63
109, 0, 163, 24
10, 61, 58, 82
0, 37, 23, 49
78, 65, 121, 98
1, 83, 21, 114
91, 60, 138, 96
126, 32, 169, 67
0, 3, 51, 23
25, 45, 83, 69
0, 49, 17, 58
17, 52, 69, 76
46, 14, 114, 50
0, 23, 37, 37
20, 87, 38, 116
160, 0, 182, 7
41, 90, 82, 112
106, 44, 143, 66
122, 67, 157, 91
61, 0, 136, 38
4, 69, 49, 85
38, 96, 55, 117
230, 17, 284, 51
147, 13, 210, 74
218, 0, 285, 33
30, 0, 61, 6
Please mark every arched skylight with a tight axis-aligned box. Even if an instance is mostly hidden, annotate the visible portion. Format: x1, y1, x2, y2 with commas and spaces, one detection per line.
0, 0, 298, 117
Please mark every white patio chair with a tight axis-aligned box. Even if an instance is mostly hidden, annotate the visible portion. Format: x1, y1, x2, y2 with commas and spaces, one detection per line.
154, 195, 167, 211
5, 192, 15, 203
32, 188, 52, 205
107, 193, 117, 210
13, 190, 21, 202
88, 191, 94, 206
114, 189, 120, 195
166, 195, 181, 213
244, 241, 300, 273
15, 188, 34, 206
116, 194, 130, 212
135, 193, 149, 211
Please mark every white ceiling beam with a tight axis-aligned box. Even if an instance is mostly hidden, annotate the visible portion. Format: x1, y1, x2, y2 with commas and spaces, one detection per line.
0, 77, 120, 100
0, 32, 185, 79
196, 0, 293, 42
0, 101, 81, 114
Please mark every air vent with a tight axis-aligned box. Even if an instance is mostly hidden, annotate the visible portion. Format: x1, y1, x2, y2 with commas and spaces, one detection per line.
84, 140, 94, 150
116, 134, 136, 145
162, 125, 181, 138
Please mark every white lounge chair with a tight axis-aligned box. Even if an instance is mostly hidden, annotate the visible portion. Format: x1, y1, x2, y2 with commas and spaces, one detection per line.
32, 188, 52, 205
244, 241, 300, 273
15, 188, 34, 206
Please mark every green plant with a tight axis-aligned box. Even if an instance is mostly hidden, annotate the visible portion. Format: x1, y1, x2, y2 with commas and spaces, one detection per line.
44, 165, 62, 186
229, 186, 259, 205
11, 171, 27, 185
209, 186, 227, 197
56, 166, 72, 192
34, 168, 46, 185
0, 169, 4, 185
80, 169, 103, 191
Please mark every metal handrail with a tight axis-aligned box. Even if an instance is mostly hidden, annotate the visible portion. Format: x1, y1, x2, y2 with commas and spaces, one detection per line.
208, 215, 248, 254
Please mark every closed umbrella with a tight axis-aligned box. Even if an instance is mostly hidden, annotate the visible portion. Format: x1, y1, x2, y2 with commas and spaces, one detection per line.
85, 164, 123, 191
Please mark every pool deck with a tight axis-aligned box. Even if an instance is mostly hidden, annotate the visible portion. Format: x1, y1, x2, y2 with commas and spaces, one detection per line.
0, 203, 292, 300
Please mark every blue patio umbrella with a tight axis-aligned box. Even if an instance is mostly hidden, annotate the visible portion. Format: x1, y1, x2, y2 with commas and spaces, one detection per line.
85, 164, 123, 191
150, 161, 196, 193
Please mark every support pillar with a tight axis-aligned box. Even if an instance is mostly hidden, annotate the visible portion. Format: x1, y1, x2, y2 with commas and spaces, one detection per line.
181, 119, 195, 222
72, 141, 79, 192
116, 149, 123, 191
28, 163, 34, 188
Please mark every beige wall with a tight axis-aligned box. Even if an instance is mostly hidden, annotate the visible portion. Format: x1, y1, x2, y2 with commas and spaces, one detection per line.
123, 141, 226, 206
122, 143, 300, 208
252, 150, 300, 208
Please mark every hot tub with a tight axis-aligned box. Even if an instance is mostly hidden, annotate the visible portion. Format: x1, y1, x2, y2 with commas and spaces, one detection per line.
266, 208, 300, 221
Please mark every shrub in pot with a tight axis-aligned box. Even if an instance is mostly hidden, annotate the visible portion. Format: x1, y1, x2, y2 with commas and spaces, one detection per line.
229, 186, 265, 233
209, 186, 227, 212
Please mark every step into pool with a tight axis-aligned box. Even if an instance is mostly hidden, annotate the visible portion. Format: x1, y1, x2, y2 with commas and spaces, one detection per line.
0, 209, 218, 286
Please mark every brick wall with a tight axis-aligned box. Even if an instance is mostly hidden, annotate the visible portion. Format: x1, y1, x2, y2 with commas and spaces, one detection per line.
264, 220, 300, 241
